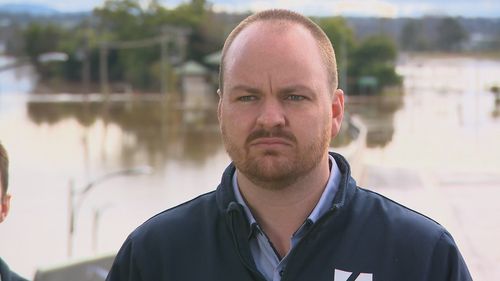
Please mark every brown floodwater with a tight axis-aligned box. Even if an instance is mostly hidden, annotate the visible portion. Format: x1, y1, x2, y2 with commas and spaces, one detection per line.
0, 55, 499, 278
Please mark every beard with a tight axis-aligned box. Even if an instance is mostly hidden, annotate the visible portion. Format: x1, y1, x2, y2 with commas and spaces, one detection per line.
221, 124, 331, 190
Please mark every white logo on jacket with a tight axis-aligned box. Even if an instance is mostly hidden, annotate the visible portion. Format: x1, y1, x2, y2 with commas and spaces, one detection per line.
334, 269, 373, 281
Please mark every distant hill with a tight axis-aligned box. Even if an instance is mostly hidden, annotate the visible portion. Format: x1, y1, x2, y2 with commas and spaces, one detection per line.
0, 3, 59, 15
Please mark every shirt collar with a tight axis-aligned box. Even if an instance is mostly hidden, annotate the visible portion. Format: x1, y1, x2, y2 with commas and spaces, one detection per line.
232, 173, 258, 225
232, 154, 341, 231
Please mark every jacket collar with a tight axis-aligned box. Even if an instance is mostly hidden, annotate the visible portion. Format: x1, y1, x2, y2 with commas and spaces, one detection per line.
216, 152, 358, 281
215, 151, 357, 213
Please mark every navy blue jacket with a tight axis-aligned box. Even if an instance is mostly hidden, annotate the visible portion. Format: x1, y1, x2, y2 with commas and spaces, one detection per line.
107, 152, 472, 281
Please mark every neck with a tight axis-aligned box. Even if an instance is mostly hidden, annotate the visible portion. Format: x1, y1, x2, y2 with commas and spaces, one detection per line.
236, 154, 330, 257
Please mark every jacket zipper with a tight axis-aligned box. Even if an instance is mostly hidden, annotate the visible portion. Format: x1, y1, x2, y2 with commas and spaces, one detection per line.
280, 206, 338, 281
227, 202, 268, 281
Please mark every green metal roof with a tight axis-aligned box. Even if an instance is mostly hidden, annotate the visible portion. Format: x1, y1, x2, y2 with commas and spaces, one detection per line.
204, 50, 222, 66
176, 60, 208, 75
358, 76, 378, 87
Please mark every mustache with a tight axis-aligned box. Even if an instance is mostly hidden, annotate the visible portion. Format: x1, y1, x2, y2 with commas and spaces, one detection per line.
246, 128, 297, 144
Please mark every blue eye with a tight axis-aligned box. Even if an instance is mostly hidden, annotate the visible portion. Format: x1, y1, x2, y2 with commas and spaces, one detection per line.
286, 95, 305, 101
238, 96, 257, 102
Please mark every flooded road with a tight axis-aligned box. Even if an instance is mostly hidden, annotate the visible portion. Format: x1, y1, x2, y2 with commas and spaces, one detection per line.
0, 55, 499, 279
361, 55, 500, 280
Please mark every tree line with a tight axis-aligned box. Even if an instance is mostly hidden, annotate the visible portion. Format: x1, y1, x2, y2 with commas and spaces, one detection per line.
5, 0, 402, 95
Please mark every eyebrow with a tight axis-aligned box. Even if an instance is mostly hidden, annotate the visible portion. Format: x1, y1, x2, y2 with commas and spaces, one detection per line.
279, 85, 315, 95
228, 85, 261, 94
228, 84, 315, 95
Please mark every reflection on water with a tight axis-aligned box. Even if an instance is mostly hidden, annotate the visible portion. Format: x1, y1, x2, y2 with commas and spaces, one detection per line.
24, 95, 366, 171
26, 97, 222, 169
346, 94, 404, 148
492, 93, 500, 118
0, 56, 36, 94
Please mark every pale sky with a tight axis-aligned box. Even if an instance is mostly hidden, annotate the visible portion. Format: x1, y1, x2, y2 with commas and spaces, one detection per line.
1, 0, 500, 18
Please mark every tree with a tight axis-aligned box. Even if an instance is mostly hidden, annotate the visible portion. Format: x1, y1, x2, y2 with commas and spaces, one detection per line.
317, 17, 355, 63
23, 22, 66, 79
94, 0, 146, 40
316, 17, 355, 91
348, 36, 401, 93
435, 17, 468, 51
24, 23, 62, 61
400, 19, 429, 51
89, 0, 218, 90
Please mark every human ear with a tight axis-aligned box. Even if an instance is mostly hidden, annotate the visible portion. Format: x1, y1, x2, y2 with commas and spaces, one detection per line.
217, 89, 222, 122
331, 89, 345, 138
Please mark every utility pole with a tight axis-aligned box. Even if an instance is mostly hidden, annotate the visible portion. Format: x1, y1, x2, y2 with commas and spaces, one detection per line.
67, 179, 75, 257
82, 27, 91, 96
99, 43, 109, 99
97, 26, 190, 97
160, 27, 168, 96
67, 166, 152, 257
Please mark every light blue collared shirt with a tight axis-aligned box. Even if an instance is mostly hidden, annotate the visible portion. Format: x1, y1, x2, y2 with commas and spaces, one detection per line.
232, 155, 341, 281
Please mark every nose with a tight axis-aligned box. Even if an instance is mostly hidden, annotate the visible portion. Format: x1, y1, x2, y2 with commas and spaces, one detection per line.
256, 98, 286, 130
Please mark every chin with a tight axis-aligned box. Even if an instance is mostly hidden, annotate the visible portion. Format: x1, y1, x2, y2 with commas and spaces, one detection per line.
242, 154, 296, 181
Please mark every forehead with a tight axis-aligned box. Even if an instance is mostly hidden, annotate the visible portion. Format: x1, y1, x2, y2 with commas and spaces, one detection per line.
223, 21, 327, 88
226, 20, 317, 60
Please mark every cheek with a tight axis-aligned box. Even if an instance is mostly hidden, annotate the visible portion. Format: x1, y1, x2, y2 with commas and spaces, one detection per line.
221, 109, 251, 138
293, 108, 330, 131
223, 102, 255, 123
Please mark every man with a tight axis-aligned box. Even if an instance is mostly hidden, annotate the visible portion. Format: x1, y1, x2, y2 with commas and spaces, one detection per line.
107, 9, 472, 281
0, 142, 29, 281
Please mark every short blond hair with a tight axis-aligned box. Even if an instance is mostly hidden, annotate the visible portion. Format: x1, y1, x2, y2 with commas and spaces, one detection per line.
219, 9, 337, 93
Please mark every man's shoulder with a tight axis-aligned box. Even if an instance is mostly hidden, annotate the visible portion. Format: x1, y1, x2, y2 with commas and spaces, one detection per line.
128, 190, 220, 243
352, 187, 447, 241
334, 186, 472, 280
107, 189, 234, 279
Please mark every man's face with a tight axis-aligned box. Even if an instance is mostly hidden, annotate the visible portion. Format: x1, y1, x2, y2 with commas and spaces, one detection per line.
218, 21, 344, 188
